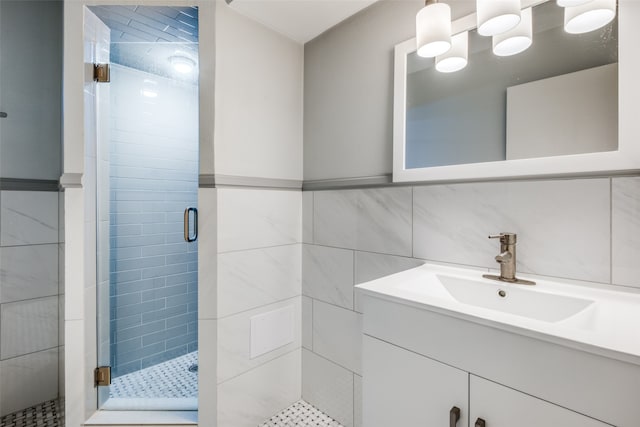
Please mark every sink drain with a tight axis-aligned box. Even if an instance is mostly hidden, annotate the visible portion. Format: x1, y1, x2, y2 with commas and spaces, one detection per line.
498, 289, 507, 298
188, 364, 198, 373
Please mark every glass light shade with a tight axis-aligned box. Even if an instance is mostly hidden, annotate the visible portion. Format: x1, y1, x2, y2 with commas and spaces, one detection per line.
557, 0, 593, 6
564, 0, 616, 34
493, 7, 533, 56
435, 31, 468, 73
416, 2, 452, 58
477, 0, 521, 36
170, 55, 196, 73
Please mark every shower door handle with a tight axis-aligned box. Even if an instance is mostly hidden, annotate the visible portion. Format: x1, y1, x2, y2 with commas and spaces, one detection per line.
184, 207, 198, 242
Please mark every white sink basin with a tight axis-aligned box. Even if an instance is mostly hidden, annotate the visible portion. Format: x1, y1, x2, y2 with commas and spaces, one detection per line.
435, 275, 594, 322
356, 263, 640, 365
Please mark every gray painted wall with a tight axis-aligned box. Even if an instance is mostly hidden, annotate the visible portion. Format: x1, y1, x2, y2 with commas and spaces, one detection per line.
0, 1, 62, 181
304, 0, 481, 181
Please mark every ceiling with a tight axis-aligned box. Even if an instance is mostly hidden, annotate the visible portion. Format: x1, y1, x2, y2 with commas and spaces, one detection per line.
88, 5, 199, 83
227, 0, 382, 44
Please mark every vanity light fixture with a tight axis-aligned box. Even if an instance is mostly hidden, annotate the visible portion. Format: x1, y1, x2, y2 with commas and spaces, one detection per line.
493, 7, 533, 56
557, 0, 593, 6
435, 31, 468, 73
476, 0, 521, 36
416, 0, 452, 58
169, 55, 196, 73
563, 0, 616, 34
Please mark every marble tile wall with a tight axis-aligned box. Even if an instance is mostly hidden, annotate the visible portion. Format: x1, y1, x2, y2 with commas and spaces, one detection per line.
0, 190, 62, 417
215, 188, 302, 427
301, 176, 640, 427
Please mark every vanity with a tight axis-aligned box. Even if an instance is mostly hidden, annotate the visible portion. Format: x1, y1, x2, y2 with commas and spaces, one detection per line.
356, 264, 640, 427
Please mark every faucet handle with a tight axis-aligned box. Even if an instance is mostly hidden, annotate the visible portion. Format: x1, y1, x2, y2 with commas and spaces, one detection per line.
488, 232, 517, 244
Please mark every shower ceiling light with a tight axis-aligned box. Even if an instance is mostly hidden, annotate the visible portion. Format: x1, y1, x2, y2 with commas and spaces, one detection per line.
435, 31, 468, 73
477, 0, 521, 36
416, 0, 452, 58
563, 0, 616, 34
493, 7, 533, 56
170, 55, 196, 73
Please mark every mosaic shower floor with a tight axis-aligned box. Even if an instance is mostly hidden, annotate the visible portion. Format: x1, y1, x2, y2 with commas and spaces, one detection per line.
0, 399, 63, 427
0, 398, 341, 427
110, 350, 199, 399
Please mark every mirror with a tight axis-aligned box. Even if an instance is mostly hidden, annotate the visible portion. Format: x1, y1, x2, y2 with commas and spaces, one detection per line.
393, 0, 640, 183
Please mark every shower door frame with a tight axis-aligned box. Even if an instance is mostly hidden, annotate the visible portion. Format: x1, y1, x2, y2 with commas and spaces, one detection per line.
62, 0, 216, 425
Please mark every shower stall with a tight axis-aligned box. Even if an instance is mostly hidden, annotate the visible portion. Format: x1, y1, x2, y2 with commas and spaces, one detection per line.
86, 5, 200, 411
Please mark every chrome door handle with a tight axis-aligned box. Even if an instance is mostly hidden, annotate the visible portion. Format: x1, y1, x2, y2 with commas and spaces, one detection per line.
475, 418, 486, 427
450, 406, 461, 427
184, 207, 198, 242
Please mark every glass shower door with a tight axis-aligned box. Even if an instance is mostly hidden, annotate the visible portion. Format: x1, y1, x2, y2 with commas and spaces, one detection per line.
89, 5, 200, 411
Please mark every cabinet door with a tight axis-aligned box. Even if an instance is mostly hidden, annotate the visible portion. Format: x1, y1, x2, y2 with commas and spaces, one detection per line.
469, 376, 611, 427
363, 336, 468, 427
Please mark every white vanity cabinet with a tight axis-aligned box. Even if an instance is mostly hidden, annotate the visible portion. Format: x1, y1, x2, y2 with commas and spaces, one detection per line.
363, 335, 468, 427
363, 336, 609, 427
357, 286, 640, 427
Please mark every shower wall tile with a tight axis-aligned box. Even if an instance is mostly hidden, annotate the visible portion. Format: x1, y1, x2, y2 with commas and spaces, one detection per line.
302, 349, 354, 427
0, 244, 58, 303
217, 188, 302, 253
218, 244, 301, 318
302, 244, 354, 310
302, 296, 313, 350
312, 300, 362, 375
302, 191, 314, 244
0, 348, 58, 417
413, 179, 611, 283
0, 191, 58, 246
218, 349, 301, 427
0, 296, 59, 360
314, 187, 412, 257
612, 177, 640, 287
197, 188, 217, 320
217, 297, 301, 383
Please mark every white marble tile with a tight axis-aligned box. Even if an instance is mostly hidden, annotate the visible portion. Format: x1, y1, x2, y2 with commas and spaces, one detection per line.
0, 244, 58, 303
217, 297, 301, 383
198, 188, 218, 320
0, 191, 58, 246
303, 191, 314, 244
612, 177, 640, 288
413, 179, 610, 283
218, 349, 301, 427
0, 348, 58, 417
354, 374, 362, 427
0, 296, 59, 359
303, 244, 354, 309
354, 252, 424, 285
218, 244, 301, 318
218, 188, 301, 253
314, 188, 412, 257
302, 349, 354, 427
312, 300, 362, 375
198, 319, 218, 427
302, 296, 313, 351
354, 251, 424, 312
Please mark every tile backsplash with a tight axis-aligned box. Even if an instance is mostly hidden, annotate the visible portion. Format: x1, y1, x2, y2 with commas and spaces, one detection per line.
302, 176, 640, 427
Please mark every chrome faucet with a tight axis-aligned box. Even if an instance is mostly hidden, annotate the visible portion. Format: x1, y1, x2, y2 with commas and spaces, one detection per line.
483, 232, 535, 285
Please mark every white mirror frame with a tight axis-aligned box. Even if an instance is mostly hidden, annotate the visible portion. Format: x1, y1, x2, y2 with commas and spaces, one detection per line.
393, 0, 640, 183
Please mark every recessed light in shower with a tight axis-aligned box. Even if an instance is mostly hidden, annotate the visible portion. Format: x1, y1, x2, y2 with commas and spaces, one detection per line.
170, 55, 196, 74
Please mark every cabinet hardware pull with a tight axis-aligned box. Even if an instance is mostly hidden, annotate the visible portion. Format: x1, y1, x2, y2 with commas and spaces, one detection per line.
475, 418, 486, 427
184, 207, 198, 242
449, 406, 461, 427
